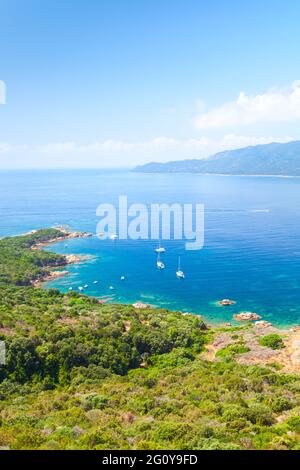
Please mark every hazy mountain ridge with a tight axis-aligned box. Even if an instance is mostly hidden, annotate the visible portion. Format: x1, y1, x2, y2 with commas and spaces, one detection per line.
134, 141, 300, 176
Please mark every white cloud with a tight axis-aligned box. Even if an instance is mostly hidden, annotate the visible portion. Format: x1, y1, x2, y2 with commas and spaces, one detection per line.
31, 135, 296, 159
36, 142, 76, 153
195, 81, 300, 129
0, 143, 28, 154
0, 135, 296, 168
0, 142, 11, 154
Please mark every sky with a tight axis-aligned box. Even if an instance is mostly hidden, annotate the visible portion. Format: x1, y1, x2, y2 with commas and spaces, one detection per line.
1, 0, 300, 168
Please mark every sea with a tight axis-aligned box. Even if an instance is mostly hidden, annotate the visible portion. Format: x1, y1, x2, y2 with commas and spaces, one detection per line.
1, 168, 300, 327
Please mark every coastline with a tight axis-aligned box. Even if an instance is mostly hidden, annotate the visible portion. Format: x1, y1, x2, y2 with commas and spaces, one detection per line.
30, 227, 93, 250
30, 228, 93, 287
134, 170, 300, 178
2, 227, 300, 374
199, 172, 300, 178
25, 228, 300, 334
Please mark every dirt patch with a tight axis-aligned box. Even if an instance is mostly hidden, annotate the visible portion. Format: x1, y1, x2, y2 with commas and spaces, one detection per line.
57, 317, 79, 326
0, 327, 15, 336
202, 324, 300, 374
123, 321, 131, 332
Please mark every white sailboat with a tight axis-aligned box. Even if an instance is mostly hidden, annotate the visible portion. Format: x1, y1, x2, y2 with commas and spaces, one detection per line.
155, 240, 166, 253
156, 253, 165, 269
176, 257, 185, 279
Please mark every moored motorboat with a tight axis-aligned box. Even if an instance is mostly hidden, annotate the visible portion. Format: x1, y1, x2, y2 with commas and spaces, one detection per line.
155, 240, 166, 253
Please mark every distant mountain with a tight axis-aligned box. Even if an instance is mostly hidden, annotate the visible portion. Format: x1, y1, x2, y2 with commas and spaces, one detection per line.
134, 141, 300, 176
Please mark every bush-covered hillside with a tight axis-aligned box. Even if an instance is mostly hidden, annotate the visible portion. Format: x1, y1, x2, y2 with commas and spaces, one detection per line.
0, 230, 299, 450
0, 229, 65, 286
0, 286, 206, 384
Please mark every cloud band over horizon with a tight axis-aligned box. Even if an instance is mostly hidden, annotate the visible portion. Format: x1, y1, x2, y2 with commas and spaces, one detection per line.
1, 81, 300, 168
0, 134, 297, 168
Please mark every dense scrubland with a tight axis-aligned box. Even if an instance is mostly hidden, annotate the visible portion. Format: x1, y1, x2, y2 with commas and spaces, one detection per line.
0, 230, 299, 450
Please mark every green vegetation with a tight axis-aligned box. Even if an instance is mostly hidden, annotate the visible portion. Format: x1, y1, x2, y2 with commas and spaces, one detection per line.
216, 342, 250, 359
0, 229, 65, 286
259, 334, 285, 350
0, 287, 206, 384
0, 230, 299, 450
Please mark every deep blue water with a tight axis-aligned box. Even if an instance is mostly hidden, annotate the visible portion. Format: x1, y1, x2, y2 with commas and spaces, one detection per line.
1, 169, 300, 327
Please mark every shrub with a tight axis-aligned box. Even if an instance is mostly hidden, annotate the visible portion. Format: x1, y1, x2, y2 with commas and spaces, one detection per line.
287, 416, 300, 433
222, 405, 247, 422
216, 343, 250, 359
82, 394, 109, 411
246, 404, 274, 426
270, 397, 293, 413
259, 334, 285, 350
154, 423, 192, 443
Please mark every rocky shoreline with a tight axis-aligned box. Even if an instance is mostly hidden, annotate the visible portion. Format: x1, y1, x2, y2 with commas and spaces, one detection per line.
28, 229, 290, 325
31, 228, 92, 250
31, 229, 93, 287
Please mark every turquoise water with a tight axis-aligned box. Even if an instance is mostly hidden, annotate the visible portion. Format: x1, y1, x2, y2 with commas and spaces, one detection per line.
1, 169, 300, 327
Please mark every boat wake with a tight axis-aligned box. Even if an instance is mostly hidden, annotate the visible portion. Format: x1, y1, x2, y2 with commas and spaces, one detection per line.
248, 209, 270, 213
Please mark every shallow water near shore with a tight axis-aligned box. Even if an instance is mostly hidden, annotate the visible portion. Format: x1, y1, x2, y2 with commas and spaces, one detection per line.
1, 168, 300, 327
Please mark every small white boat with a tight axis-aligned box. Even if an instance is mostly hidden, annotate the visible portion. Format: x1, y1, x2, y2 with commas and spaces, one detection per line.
110, 234, 118, 240
78, 286, 84, 291
156, 254, 165, 270
69, 287, 73, 291
155, 240, 166, 253
120, 276, 125, 281
109, 286, 115, 290
84, 284, 88, 288
93, 280, 98, 284
176, 257, 185, 279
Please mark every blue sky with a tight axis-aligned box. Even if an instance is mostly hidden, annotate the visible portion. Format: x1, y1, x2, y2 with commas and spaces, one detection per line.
1, 0, 300, 168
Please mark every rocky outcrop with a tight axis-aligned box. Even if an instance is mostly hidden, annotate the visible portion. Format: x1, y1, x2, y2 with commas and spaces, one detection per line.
132, 302, 152, 309
234, 312, 261, 321
218, 299, 236, 306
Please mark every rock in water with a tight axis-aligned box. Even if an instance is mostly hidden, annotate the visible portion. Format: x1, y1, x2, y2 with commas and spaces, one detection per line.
234, 312, 261, 321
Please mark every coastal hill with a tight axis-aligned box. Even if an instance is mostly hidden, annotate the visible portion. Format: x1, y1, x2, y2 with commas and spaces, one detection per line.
1, 229, 300, 449
134, 140, 300, 176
